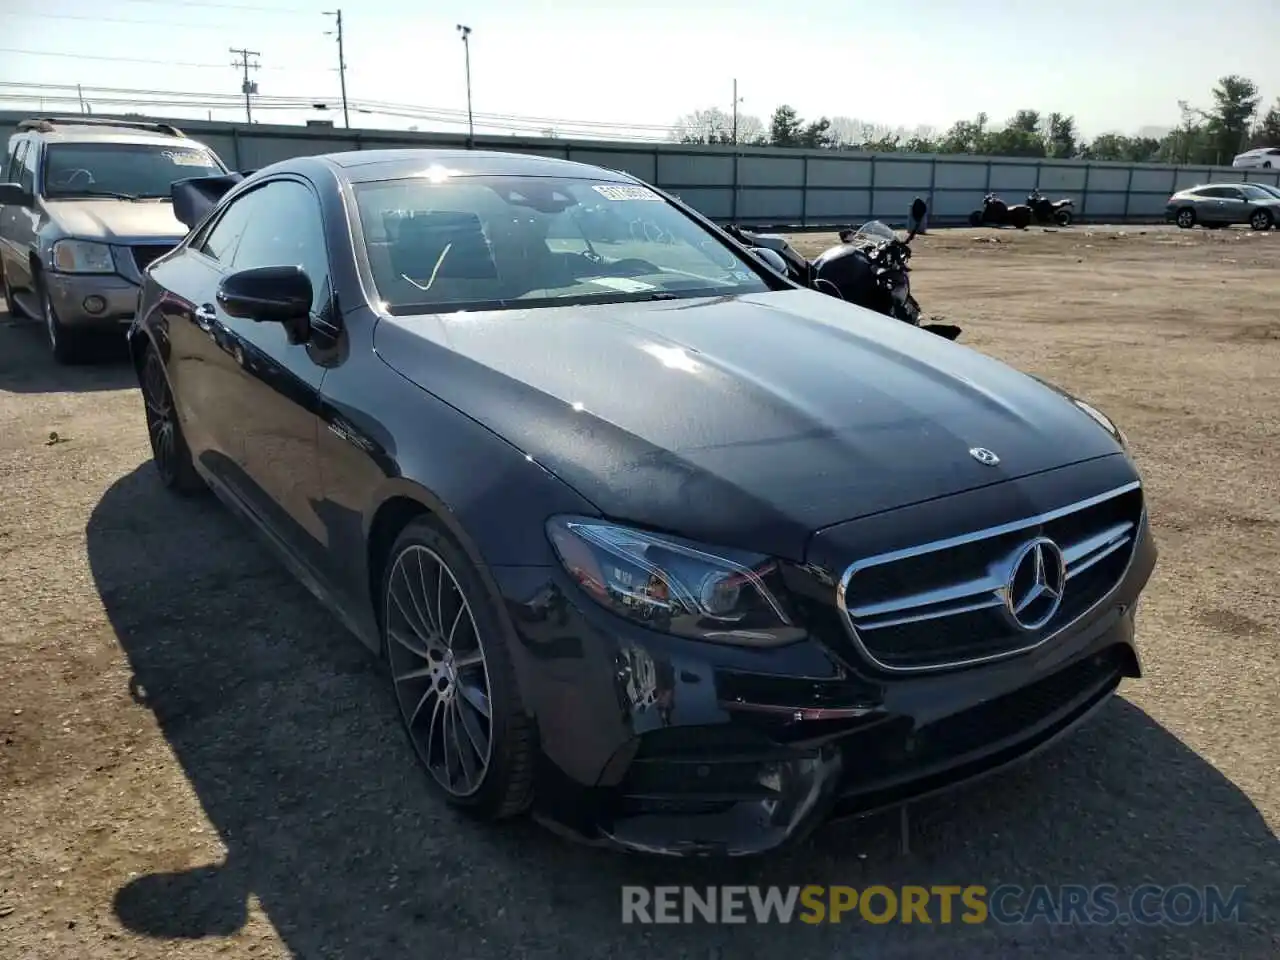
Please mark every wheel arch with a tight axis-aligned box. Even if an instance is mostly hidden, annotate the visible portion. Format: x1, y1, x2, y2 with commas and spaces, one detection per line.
363, 479, 541, 718
363, 479, 511, 642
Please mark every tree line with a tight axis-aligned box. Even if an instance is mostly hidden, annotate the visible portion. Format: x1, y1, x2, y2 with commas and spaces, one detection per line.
672, 75, 1280, 165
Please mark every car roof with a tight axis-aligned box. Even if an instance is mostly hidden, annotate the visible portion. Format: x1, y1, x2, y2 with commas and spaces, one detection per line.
279, 148, 641, 185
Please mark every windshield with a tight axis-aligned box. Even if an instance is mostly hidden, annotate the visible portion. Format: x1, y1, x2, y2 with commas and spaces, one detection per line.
852, 220, 899, 243
42, 142, 224, 200
353, 174, 771, 313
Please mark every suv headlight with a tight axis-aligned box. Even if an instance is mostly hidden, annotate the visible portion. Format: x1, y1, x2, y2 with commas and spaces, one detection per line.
52, 239, 115, 274
546, 517, 804, 647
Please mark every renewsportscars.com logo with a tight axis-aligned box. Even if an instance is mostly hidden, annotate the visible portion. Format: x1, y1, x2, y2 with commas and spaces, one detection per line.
621, 884, 1247, 926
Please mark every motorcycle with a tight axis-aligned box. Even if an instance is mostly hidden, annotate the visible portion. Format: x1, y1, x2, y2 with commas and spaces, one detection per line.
968, 192, 1032, 229
723, 202, 962, 341
1027, 188, 1074, 226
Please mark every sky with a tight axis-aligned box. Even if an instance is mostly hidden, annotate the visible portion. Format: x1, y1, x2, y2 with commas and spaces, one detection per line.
2, 0, 1279, 142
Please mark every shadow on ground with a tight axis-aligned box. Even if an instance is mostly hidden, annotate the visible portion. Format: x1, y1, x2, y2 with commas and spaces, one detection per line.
87, 465, 1278, 959
0, 306, 136, 393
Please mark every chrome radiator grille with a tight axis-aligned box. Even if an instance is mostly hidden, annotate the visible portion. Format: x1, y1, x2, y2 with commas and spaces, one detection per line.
837, 482, 1144, 672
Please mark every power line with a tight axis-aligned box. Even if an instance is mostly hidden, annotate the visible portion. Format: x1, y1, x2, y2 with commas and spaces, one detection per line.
0, 81, 686, 140
0, 47, 293, 71
3, 80, 682, 132
0, 11, 232, 29
119, 0, 315, 11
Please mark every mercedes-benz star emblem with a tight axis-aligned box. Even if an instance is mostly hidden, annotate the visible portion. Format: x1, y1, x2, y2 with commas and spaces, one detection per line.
1000, 537, 1067, 632
969, 447, 1000, 466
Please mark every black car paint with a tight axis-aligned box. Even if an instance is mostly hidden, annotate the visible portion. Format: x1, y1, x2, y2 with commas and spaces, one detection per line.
130, 149, 1156, 856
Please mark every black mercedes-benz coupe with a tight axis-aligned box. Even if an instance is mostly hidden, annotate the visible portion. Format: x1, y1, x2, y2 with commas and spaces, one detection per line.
129, 148, 1157, 856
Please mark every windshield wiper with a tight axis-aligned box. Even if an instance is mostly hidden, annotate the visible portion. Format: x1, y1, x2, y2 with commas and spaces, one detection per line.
48, 190, 140, 201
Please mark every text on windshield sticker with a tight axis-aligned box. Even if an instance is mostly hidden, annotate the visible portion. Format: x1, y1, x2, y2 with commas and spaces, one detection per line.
163, 150, 214, 167
592, 185, 661, 202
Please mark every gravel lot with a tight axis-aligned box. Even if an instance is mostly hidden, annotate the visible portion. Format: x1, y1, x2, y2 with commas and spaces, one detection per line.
1, 225, 1277, 959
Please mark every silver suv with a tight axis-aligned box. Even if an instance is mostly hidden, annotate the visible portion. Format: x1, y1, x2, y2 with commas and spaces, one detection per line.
0, 117, 228, 363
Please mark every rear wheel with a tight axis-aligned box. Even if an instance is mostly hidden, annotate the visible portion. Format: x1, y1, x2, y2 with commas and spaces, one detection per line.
1055, 208, 1073, 227
1175, 208, 1197, 229
1249, 208, 1273, 231
141, 343, 204, 494
382, 517, 534, 820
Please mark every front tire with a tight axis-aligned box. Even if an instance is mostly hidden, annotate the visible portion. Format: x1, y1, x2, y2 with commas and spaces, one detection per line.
1249, 208, 1273, 231
968, 210, 983, 227
38, 274, 87, 365
1175, 208, 1197, 229
140, 343, 205, 494
382, 518, 534, 821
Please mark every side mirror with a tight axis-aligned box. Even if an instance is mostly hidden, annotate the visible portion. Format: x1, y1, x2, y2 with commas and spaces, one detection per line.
752, 248, 790, 276
217, 265, 313, 327
0, 182, 34, 207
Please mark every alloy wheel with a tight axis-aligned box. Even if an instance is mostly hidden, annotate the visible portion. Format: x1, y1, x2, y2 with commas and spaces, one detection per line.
1250, 210, 1271, 231
385, 544, 493, 798
141, 349, 179, 482
1176, 209, 1195, 228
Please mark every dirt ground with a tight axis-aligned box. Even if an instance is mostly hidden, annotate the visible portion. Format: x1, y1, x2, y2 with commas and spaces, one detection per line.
1, 224, 1277, 959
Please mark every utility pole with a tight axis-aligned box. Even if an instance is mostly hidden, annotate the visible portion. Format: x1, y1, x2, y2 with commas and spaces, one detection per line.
457, 24, 474, 147
324, 9, 350, 128
230, 47, 261, 124
732, 78, 744, 144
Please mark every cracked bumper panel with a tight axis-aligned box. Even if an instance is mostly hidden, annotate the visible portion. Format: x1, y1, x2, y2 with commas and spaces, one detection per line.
488, 512, 1152, 856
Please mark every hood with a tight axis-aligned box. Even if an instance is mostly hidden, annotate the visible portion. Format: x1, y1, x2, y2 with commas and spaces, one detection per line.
45, 199, 187, 243
373, 289, 1124, 560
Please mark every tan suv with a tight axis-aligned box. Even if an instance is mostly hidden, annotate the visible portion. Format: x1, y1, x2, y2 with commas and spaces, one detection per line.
0, 117, 228, 363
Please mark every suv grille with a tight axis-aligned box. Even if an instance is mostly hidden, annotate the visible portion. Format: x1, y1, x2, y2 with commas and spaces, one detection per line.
131, 244, 174, 274
837, 482, 1144, 672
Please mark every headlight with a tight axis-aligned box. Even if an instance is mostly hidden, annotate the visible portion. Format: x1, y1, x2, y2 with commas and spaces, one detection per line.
1073, 398, 1128, 448
52, 239, 115, 274
546, 517, 804, 647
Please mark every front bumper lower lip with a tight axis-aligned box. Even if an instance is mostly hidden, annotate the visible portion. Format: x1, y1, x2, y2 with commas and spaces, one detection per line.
45, 272, 140, 327
589, 646, 1125, 857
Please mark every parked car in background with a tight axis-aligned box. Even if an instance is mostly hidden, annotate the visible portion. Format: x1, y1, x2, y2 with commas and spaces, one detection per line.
1232, 146, 1280, 169
0, 116, 227, 363
1165, 182, 1280, 231
127, 147, 1157, 856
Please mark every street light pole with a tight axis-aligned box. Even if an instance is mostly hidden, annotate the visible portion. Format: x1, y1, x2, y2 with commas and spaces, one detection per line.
457, 24, 474, 147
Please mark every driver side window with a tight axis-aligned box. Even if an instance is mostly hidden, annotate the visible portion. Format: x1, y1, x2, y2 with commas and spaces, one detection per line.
230, 180, 332, 317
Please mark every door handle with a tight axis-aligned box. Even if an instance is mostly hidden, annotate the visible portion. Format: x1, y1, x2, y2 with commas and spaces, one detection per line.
193, 303, 216, 330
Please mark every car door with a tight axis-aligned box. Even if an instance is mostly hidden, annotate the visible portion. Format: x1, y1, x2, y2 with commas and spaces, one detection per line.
0, 140, 36, 292
150, 181, 262, 484
213, 176, 336, 579
1217, 186, 1249, 223
1192, 187, 1226, 222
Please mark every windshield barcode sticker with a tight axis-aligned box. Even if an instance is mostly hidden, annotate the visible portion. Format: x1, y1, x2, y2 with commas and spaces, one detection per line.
163, 150, 213, 167
592, 185, 661, 202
